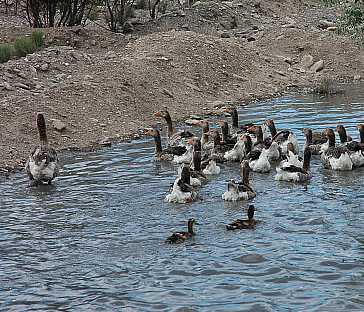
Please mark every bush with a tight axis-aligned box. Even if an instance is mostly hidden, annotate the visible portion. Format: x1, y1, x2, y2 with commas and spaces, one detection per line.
31, 30, 44, 48
0, 44, 13, 63
13, 37, 36, 57
337, 2, 364, 43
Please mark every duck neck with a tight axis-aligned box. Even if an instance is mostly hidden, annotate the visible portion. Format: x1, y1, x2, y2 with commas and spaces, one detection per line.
338, 128, 348, 143
164, 114, 174, 138
154, 132, 163, 154
201, 133, 209, 146
304, 131, 312, 146
221, 123, 229, 142
359, 128, 364, 144
193, 151, 201, 172
188, 221, 194, 234
244, 137, 252, 153
180, 167, 191, 185
303, 152, 311, 172
256, 128, 263, 144
268, 123, 277, 137
231, 109, 239, 128
328, 133, 336, 147
241, 164, 250, 185
213, 133, 221, 146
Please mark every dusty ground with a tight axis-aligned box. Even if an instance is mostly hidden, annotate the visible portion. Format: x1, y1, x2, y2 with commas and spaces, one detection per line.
0, 0, 363, 175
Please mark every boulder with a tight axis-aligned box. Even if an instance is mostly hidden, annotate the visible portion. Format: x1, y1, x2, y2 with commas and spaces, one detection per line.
310, 60, 324, 73
52, 119, 67, 132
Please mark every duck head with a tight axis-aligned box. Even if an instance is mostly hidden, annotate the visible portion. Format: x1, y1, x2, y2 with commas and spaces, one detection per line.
324, 128, 336, 147
302, 128, 313, 145
357, 124, 364, 143
187, 137, 202, 152
302, 147, 312, 172
154, 109, 170, 120
218, 120, 229, 141
247, 204, 255, 220
265, 119, 277, 137
187, 218, 199, 234
209, 129, 222, 146
336, 125, 349, 143
287, 142, 295, 154
198, 120, 210, 133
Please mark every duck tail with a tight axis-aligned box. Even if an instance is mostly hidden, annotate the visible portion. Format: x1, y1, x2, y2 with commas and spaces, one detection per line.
37, 113, 48, 144
226, 224, 237, 231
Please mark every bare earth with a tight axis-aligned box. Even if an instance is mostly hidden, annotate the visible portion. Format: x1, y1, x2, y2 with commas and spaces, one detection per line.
0, 0, 363, 175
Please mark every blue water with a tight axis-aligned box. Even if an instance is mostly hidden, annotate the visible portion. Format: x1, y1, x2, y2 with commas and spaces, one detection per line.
1, 86, 364, 311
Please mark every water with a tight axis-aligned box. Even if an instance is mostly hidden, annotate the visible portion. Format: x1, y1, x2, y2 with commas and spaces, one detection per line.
1, 86, 364, 311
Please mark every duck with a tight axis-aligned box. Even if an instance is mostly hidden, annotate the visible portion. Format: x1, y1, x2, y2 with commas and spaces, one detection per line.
202, 160, 221, 175
165, 166, 198, 203
166, 218, 199, 244
154, 109, 194, 147
144, 128, 186, 161
248, 147, 271, 173
222, 160, 256, 201
302, 128, 327, 155
336, 125, 353, 144
320, 128, 353, 171
224, 135, 247, 162
358, 124, 364, 147
218, 120, 237, 146
279, 142, 303, 169
336, 125, 364, 167
189, 139, 208, 184
226, 205, 260, 230
25, 113, 59, 186
209, 130, 230, 162
275, 147, 312, 182
198, 120, 214, 153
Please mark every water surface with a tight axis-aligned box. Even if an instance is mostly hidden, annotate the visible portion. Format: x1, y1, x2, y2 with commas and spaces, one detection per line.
1, 85, 364, 311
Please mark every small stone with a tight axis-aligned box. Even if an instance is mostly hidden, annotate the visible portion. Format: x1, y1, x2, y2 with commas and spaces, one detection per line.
17, 72, 27, 79
252, 25, 259, 30
310, 60, 324, 73
105, 51, 117, 59
247, 36, 256, 42
327, 26, 337, 32
181, 24, 190, 30
14, 82, 30, 90
318, 20, 335, 29
162, 88, 174, 98
123, 21, 134, 34
40, 63, 50, 71
90, 39, 97, 46
300, 54, 314, 69
284, 57, 293, 65
221, 32, 231, 38
52, 119, 67, 132
354, 75, 361, 81
100, 138, 112, 147
3, 81, 13, 90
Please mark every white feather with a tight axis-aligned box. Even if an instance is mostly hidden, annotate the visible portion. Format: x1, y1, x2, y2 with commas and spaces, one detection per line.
249, 149, 271, 173
202, 160, 221, 175
224, 139, 246, 161
328, 153, 353, 171
274, 167, 310, 182
280, 151, 303, 168
350, 151, 364, 168
173, 145, 193, 164
165, 178, 195, 203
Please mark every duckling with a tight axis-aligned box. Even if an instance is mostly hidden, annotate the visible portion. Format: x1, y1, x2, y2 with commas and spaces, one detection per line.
166, 218, 199, 244
25, 113, 59, 186
336, 125, 364, 167
275, 147, 312, 182
144, 128, 186, 161
321, 128, 353, 171
222, 160, 256, 201
154, 109, 194, 147
226, 205, 260, 230
302, 128, 326, 155
165, 166, 198, 203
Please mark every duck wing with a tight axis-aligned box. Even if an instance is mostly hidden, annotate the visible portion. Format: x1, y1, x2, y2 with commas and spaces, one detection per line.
164, 145, 187, 156
281, 165, 306, 173
166, 232, 189, 243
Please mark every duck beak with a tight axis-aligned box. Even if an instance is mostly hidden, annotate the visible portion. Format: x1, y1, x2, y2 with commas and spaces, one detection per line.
187, 138, 194, 145
154, 111, 161, 117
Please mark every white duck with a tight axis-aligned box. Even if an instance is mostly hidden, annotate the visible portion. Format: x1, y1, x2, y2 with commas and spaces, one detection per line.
25, 113, 59, 186
321, 128, 353, 171
165, 166, 197, 203
275, 147, 312, 183
202, 160, 221, 175
222, 160, 256, 201
336, 125, 364, 168
279, 142, 303, 169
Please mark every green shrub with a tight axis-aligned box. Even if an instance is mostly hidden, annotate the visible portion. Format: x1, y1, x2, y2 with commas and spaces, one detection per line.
0, 44, 13, 63
337, 2, 364, 44
31, 30, 44, 48
13, 37, 36, 57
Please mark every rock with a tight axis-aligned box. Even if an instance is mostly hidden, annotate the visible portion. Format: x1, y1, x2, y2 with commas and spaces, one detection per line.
247, 36, 256, 42
185, 82, 201, 92
100, 138, 112, 147
354, 75, 361, 81
3, 81, 13, 91
40, 63, 50, 71
181, 24, 190, 30
14, 82, 30, 90
300, 54, 314, 69
185, 119, 202, 126
252, 25, 259, 30
90, 39, 97, 46
105, 51, 117, 59
221, 32, 231, 38
52, 119, 67, 132
284, 57, 293, 65
318, 20, 335, 29
123, 21, 134, 34
17, 72, 27, 79
310, 60, 324, 73
327, 26, 337, 32
162, 88, 174, 98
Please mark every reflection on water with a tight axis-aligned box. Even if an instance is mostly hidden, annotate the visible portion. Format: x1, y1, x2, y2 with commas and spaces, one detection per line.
1, 85, 364, 311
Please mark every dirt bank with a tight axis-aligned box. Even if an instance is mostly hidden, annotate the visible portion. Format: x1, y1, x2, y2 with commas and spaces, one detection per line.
0, 0, 363, 175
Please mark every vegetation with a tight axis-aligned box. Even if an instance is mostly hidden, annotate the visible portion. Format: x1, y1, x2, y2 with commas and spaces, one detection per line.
0, 43, 13, 63
337, 1, 364, 43
0, 30, 44, 63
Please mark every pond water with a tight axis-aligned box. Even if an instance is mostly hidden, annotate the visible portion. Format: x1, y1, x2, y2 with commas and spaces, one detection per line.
1, 85, 364, 311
